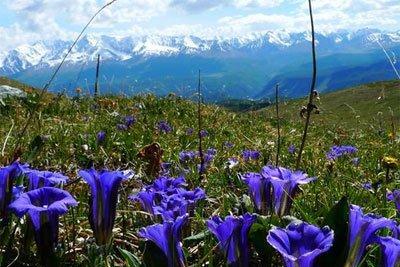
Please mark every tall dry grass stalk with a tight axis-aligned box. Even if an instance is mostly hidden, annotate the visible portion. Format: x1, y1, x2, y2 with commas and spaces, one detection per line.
12, 0, 118, 159
296, 0, 317, 169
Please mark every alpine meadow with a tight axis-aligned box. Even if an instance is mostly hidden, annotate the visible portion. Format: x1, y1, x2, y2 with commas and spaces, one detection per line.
0, 1, 400, 267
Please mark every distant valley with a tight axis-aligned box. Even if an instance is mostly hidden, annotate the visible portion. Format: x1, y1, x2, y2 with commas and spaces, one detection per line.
0, 28, 399, 101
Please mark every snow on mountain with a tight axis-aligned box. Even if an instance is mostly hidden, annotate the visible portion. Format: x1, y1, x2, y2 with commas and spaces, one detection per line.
1, 29, 399, 75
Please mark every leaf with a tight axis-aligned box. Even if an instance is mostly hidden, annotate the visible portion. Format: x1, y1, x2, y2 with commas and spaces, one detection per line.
118, 247, 141, 267
317, 196, 349, 267
184, 230, 210, 242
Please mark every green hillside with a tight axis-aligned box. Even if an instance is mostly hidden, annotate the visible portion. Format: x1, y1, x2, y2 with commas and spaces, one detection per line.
263, 80, 400, 128
0, 77, 399, 266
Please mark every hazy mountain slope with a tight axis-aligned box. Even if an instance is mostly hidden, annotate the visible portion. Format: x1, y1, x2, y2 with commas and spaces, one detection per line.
1, 29, 399, 100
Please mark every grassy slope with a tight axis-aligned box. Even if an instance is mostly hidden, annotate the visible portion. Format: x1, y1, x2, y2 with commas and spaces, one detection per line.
0, 77, 399, 266
0, 76, 37, 92
263, 80, 400, 129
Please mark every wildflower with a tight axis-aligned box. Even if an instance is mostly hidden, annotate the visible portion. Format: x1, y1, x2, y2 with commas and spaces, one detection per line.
224, 141, 234, 149
227, 158, 239, 169
27, 170, 68, 190
242, 150, 261, 161
12, 185, 25, 200
266, 166, 316, 217
124, 115, 136, 128
200, 129, 208, 137
9, 187, 77, 265
241, 172, 271, 215
157, 121, 172, 134
326, 145, 357, 160
267, 221, 334, 267
117, 123, 128, 131
0, 161, 28, 219
207, 213, 257, 266
288, 144, 296, 154
186, 128, 194, 135
206, 148, 217, 156
345, 205, 398, 267
179, 151, 197, 164
362, 182, 373, 192
139, 214, 188, 267
79, 168, 128, 245
379, 237, 400, 267
131, 176, 205, 221
387, 190, 400, 212
97, 131, 106, 144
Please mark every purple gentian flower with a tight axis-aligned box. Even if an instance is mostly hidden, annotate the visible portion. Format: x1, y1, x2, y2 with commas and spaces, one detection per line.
265, 166, 316, 216
117, 124, 128, 131
288, 145, 296, 154
241, 172, 271, 215
200, 129, 208, 137
206, 148, 217, 156
179, 150, 197, 164
267, 221, 334, 267
207, 213, 257, 266
0, 161, 29, 219
242, 150, 261, 161
186, 128, 194, 135
139, 214, 188, 267
154, 194, 189, 221
157, 121, 172, 134
387, 190, 400, 211
326, 145, 358, 160
379, 237, 400, 267
12, 185, 25, 200
27, 170, 68, 190
345, 205, 398, 267
131, 176, 205, 221
97, 131, 106, 144
124, 115, 136, 128
9, 187, 77, 264
224, 141, 234, 149
79, 168, 128, 245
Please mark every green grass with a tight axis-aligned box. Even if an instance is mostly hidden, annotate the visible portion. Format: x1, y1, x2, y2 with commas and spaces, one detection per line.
0, 77, 399, 266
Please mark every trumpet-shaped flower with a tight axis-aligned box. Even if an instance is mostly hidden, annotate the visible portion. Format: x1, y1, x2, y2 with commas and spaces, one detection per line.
267, 221, 334, 267
79, 168, 128, 245
242, 150, 261, 161
207, 213, 257, 266
27, 170, 68, 190
345, 205, 398, 267
131, 176, 205, 221
326, 145, 357, 160
265, 166, 316, 216
0, 161, 29, 219
139, 214, 188, 267
9, 187, 77, 264
124, 115, 136, 128
387, 190, 400, 212
96, 131, 106, 144
157, 121, 172, 134
241, 172, 271, 215
379, 236, 400, 267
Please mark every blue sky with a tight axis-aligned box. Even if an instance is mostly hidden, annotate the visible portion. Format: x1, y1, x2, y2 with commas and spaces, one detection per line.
0, 0, 399, 51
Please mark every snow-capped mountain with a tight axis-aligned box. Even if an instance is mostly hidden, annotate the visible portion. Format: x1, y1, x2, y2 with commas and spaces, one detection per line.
1, 29, 399, 76
1, 29, 399, 100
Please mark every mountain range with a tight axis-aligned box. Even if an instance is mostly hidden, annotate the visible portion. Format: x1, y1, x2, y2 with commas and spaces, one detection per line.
1, 28, 399, 101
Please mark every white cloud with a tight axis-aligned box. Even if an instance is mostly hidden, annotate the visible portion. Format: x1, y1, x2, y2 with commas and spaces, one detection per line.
0, 0, 399, 52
